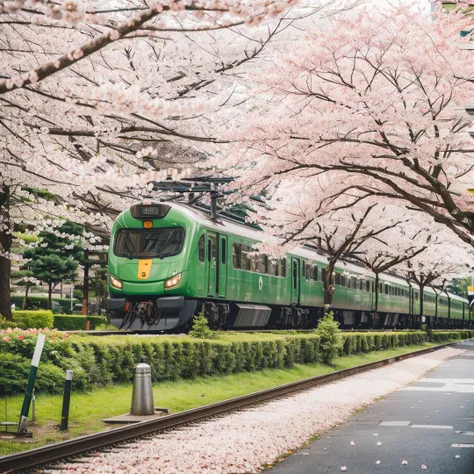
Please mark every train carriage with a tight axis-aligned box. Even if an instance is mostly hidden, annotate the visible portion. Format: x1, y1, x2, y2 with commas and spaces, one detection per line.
107, 201, 471, 331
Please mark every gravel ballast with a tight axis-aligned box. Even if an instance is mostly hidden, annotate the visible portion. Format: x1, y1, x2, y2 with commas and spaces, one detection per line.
63, 347, 462, 474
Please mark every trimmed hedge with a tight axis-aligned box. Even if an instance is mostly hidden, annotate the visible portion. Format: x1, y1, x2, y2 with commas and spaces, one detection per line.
53, 315, 107, 331
0, 329, 472, 396
341, 331, 428, 356
10, 295, 79, 314
429, 331, 473, 343
1, 311, 106, 331
11, 310, 54, 329
0, 353, 67, 396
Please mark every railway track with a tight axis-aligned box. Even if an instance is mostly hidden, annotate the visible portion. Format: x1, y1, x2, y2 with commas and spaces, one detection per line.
65, 328, 472, 336
0, 341, 461, 474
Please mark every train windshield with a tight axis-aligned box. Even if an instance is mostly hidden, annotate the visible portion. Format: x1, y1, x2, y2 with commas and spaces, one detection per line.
114, 228, 184, 259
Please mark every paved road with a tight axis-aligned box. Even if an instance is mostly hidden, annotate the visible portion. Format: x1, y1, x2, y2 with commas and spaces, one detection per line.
269, 340, 474, 474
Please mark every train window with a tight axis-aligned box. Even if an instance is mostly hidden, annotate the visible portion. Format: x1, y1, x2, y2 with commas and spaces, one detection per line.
221, 240, 226, 264
114, 228, 185, 259
232, 243, 241, 269
340, 275, 346, 287
359, 280, 364, 291
250, 253, 258, 272
335, 273, 341, 285
379, 283, 383, 293
313, 266, 319, 281
321, 268, 326, 283
277, 258, 286, 277
352, 277, 357, 289
208, 236, 217, 262
257, 254, 267, 274
305, 264, 311, 280
241, 245, 251, 271
384, 284, 388, 294
293, 261, 298, 289
268, 258, 277, 276
198, 235, 205, 262
366, 280, 370, 292
302, 261, 306, 276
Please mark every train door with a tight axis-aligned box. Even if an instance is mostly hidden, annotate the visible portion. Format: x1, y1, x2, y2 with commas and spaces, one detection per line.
291, 256, 301, 305
218, 235, 227, 298
370, 280, 376, 312
207, 232, 217, 297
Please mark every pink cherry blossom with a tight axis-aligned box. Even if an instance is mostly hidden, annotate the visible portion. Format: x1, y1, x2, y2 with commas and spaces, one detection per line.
51, 347, 460, 474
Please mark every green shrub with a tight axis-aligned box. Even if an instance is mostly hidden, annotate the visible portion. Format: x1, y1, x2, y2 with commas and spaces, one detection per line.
10, 295, 79, 313
429, 331, 473, 343
53, 315, 107, 331
189, 313, 216, 339
73, 290, 83, 300
12, 310, 54, 329
0, 353, 66, 396
1, 327, 467, 397
316, 312, 343, 364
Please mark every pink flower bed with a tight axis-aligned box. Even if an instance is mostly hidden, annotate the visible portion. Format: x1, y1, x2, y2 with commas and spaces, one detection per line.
0, 327, 68, 342
61, 347, 462, 474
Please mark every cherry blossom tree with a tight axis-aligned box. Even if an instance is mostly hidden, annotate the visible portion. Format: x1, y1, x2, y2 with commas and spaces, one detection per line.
247, 173, 422, 306
2, 0, 302, 319
225, 2, 474, 250
1, 0, 363, 319
396, 241, 473, 326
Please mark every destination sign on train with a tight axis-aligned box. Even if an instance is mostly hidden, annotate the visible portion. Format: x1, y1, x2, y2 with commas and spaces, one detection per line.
130, 203, 170, 219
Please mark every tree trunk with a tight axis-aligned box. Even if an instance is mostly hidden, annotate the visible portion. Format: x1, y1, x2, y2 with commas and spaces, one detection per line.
22, 283, 30, 310
48, 281, 53, 311
323, 260, 336, 309
374, 272, 380, 312
419, 284, 425, 329
0, 186, 12, 320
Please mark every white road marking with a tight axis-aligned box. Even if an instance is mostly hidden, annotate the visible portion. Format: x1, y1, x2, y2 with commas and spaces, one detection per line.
379, 421, 411, 427
455, 431, 474, 436
411, 425, 453, 430
451, 444, 474, 448
401, 378, 474, 393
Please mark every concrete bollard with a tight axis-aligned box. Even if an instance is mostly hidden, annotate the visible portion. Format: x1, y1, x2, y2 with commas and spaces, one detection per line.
130, 362, 154, 416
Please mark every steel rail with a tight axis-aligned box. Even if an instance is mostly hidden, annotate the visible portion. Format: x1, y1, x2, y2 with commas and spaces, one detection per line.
0, 341, 463, 473
65, 328, 473, 336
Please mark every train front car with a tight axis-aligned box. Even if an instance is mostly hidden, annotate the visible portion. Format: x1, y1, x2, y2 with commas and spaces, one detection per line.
107, 202, 198, 331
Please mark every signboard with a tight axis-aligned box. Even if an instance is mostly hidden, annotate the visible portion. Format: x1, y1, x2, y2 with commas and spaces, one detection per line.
130, 203, 170, 220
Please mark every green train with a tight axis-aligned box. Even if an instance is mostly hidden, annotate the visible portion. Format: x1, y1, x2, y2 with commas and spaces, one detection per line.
107, 201, 471, 331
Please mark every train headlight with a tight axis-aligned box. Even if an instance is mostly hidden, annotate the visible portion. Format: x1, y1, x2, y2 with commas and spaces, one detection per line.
110, 274, 123, 290
165, 273, 181, 289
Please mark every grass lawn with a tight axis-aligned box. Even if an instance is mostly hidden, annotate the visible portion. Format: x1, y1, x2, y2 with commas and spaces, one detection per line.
0, 342, 440, 456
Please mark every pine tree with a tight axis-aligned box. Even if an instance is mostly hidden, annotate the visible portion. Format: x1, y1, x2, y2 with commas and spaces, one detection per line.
23, 222, 84, 310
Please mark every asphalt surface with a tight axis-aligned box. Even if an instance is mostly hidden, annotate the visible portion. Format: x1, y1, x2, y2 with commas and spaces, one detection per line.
269, 340, 474, 474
